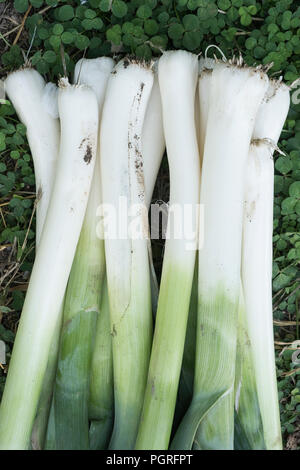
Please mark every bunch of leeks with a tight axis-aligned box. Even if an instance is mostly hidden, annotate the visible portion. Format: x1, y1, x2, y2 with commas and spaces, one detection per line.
0, 50, 290, 451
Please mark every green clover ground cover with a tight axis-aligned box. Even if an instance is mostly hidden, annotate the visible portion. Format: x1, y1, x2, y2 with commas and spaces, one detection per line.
0, 0, 299, 448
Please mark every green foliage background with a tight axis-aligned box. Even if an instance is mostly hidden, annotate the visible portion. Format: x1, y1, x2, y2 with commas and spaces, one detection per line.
0, 0, 299, 448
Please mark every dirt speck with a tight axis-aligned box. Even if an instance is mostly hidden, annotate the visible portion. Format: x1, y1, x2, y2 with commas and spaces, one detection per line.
84, 145, 92, 164
111, 324, 117, 337
123, 58, 130, 69
286, 431, 300, 450
246, 200, 256, 221
36, 186, 43, 202
151, 378, 155, 396
135, 158, 143, 170
79, 137, 93, 164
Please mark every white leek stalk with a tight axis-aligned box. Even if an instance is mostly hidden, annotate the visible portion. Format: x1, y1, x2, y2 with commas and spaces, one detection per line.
197, 58, 214, 163
4, 68, 59, 244
192, 59, 225, 450
74, 57, 115, 449
241, 80, 290, 450
88, 71, 164, 450
74, 57, 115, 105
136, 50, 200, 450
0, 80, 98, 449
100, 59, 154, 449
175, 58, 215, 423
193, 63, 269, 451
53, 57, 114, 450
195, 58, 215, 159
30, 82, 60, 450
172, 61, 269, 450
142, 69, 165, 311
4, 71, 61, 450
143, 69, 165, 208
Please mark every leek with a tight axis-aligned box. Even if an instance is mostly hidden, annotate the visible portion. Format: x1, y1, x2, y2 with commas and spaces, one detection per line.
172, 61, 269, 450
4, 68, 59, 244
100, 59, 154, 449
54, 58, 114, 450
136, 50, 200, 450
0, 79, 98, 449
241, 80, 290, 450
175, 58, 215, 425
143, 69, 165, 312
143, 67, 165, 209
4, 69, 61, 450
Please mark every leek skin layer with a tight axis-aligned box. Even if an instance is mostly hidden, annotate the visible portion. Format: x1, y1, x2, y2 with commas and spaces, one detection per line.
30, 314, 62, 449
44, 399, 56, 450
234, 295, 265, 450
109, 273, 152, 449
89, 276, 114, 450
55, 313, 98, 449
